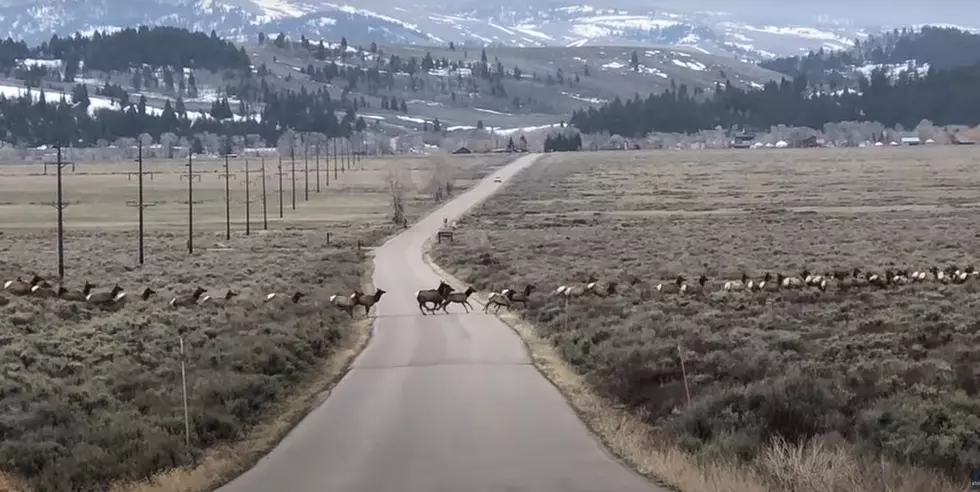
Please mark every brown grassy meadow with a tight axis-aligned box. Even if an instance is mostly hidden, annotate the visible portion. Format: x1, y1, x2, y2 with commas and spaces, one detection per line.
0, 153, 509, 492
432, 147, 980, 492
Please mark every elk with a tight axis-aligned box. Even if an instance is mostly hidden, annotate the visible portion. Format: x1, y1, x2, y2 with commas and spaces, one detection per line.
330, 290, 362, 318
501, 284, 535, 307
439, 286, 477, 313
416, 280, 454, 315
4, 275, 47, 296
484, 291, 512, 313
86, 285, 124, 307
199, 289, 240, 305
170, 287, 207, 308
354, 288, 387, 316
58, 281, 97, 302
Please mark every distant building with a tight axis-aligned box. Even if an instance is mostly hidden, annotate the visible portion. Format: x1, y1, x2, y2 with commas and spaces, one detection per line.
900, 136, 922, 146
729, 131, 754, 149
452, 146, 472, 154
953, 133, 976, 145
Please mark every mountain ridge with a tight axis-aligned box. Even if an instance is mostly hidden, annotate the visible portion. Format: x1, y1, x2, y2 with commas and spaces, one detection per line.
4, 0, 974, 59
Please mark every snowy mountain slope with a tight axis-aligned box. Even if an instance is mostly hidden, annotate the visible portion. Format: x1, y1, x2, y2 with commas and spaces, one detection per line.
0, 0, 958, 59
234, 38, 782, 133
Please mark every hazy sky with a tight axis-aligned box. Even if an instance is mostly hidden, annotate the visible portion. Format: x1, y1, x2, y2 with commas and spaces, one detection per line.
461, 0, 980, 27
644, 0, 980, 26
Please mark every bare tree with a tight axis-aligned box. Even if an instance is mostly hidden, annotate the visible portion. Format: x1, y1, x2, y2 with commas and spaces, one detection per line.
277, 129, 297, 158
160, 132, 177, 158
177, 136, 190, 157
424, 157, 456, 203
138, 132, 153, 155
245, 133, 265, 152
915, 119, 935, 141
114, 137, 136, 159
386, 169, 406, 225
199, 132, 221, 155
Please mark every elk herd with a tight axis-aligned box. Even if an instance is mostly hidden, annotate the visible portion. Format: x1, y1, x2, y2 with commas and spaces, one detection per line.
0, 273, 378, 313
551, 265, 980, 300
11, 264, 973, 324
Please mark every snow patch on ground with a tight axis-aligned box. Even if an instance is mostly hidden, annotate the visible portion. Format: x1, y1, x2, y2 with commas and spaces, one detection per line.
513, 24, 553, 40
0, 84, 254, 122
251, 0, 309, 21
18, 58, 63, 69
474, 107, 511, 115
671, 58, 706, 71
561, 91, 608, 104
855, 60, 931, 79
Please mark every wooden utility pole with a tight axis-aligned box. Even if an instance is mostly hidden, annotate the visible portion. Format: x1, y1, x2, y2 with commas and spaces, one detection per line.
218, 153, 238, 240
260, 157, 268, 230
179, 335, 190, 447
275, 156, 287, 218
315, 142, 321, 192
179, 150, 203, 254
126, 141, 158, 265
290, 149, 296, 210
333, 136, 341, 176
323, 140, 330, 186
303, 141, 309, 201
243, 158, 255, 235
44, 146, 72, 280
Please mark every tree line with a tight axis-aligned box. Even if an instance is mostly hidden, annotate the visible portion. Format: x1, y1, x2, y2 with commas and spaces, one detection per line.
569, 61, 980, 137
0, 83, 365, 147
0, 26, 250, 78
760, 26, 980, 88
544, 132, 582, 152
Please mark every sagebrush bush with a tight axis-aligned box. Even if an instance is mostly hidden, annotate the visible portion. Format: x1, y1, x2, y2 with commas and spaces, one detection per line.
0, 231, 363, 492
432, 150, 980, 483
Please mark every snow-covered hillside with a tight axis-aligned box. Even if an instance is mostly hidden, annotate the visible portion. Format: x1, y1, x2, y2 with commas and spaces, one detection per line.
0, 0, 965, 59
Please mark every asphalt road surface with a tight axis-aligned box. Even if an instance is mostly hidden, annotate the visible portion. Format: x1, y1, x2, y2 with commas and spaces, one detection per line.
217, 154, 660, 492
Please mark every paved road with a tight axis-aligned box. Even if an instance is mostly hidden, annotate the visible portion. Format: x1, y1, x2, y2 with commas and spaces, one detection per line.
217, 154, 658, 492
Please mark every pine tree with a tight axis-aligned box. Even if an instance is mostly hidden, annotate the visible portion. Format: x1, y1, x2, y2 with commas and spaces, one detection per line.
187, 73, 198, 98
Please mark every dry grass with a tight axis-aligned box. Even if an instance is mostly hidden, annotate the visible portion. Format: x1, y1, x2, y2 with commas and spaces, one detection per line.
430, 147, 978, 492
0, 154, 505, 231
0, 154, 509, 492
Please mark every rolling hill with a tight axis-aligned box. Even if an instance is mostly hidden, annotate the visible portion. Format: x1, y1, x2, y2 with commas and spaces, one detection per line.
2, 30, 784, 139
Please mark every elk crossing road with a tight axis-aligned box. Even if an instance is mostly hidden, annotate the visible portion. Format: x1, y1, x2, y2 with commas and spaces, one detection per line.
217, 153, 660, 492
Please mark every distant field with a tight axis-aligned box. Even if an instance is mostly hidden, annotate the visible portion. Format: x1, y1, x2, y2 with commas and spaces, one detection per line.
0, 153, 509, 492
432, 147, 979, 491
0, 155, 502, 232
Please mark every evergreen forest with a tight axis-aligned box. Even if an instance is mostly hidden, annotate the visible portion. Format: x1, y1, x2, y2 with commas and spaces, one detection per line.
569, 61, 980, 137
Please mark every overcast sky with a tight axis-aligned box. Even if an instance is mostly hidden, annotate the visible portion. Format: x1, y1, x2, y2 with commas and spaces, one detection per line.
643, 0, 980, 26
464, 0, 980, 27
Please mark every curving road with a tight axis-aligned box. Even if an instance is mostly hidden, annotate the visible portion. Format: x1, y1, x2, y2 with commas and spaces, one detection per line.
217, 154, 659, 492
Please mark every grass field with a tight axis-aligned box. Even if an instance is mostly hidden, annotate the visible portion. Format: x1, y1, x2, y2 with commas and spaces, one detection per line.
0, 153, 510, 492
431, 147, 980, 492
